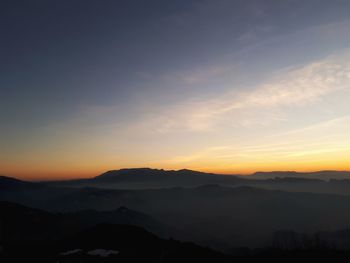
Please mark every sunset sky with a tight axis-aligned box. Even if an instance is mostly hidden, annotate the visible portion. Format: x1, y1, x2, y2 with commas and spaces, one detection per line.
2, 0, 350, 180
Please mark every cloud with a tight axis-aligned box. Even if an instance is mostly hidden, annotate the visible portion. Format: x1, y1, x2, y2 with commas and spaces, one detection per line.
276, 115, 350, 136
157, 111, 350, 169
135, 51, 350, 134
160, 135, 350, 169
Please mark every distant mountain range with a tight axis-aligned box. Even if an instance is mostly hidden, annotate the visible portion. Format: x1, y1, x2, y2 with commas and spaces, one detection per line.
4, 174, 350, 248
4, 168, 350, 258
46, 168, 244, 189
4, 184, 350, 250
0, 175, 45, 190
4, 168, 350, 196
3, 169, 350, 189
250, 170, 350, 180
29, 168, 350, 195
96, 168, 225, 182
90, 168, 350, 181
0, 200, 171, 242
39, 168, 350, 189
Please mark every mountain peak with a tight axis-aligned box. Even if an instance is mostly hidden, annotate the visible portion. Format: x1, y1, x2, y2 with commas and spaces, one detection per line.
96, 168, 205, 179
91, 168, 237, 187
178, 168, 199, 173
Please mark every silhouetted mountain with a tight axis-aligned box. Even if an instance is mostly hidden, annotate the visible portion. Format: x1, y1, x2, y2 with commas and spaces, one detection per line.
0, 202, 228, 263
0, 176, 79, 209
5, 183, 350, 249
251, 170, 350, 180
66, 206, 171, 237
58, 224, 227, 263
3, 202, 350, 261
49, 168, 244, 189
0, 201, 170, 243
6, 169, 350, 249
252, 171, 300, 178
43, 168, 350, 194
96, 168, 215, 181
0, 201, 60, 242
0, 176, 45, 191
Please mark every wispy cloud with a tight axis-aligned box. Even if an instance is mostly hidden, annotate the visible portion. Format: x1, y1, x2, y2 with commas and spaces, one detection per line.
135, 51, 350, 134
157, 110, 350, 171
276, 115, 350, 136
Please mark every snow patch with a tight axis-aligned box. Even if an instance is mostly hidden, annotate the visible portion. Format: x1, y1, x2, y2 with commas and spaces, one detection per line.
87, 249, 119, 257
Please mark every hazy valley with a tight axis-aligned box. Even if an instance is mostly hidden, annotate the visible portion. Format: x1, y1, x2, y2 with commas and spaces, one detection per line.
3, 168, 350, 261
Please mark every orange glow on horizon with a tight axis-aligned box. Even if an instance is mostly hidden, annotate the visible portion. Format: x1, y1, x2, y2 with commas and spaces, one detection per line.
3, 161, 350, 181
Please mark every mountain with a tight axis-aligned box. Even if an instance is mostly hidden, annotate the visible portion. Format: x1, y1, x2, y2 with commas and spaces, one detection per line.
0, 201, 170, 242
49, 168, 244, 189
66, 206, 171, 237
94, 168, 208, 182
250, 170, 350, 180
47, 168, 350, 191
0, 201, 60, 242
5, 183, 350, 249
96, 168, 209, 181
3, 203, 350, 261
42, 167, 350, 195
0, 202, 228, 263
0, 175, 45, 191
57, 224, 227, 263
0, 176, 79, 209
6, 175, 350, 250
5, 171, 350, 258
49, 186, 350, 248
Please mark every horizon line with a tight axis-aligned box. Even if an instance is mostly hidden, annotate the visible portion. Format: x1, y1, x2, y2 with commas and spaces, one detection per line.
3, 167, 350, 182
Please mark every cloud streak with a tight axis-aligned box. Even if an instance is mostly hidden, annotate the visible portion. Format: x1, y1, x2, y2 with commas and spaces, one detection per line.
136, 51, 350, 133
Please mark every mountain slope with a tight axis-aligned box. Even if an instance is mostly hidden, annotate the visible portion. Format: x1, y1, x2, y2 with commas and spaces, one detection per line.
251, 170, 350, 180
6, 184, 350, 248
49, 168, 244, 189
0, 201, 170, 242
0, 176, 45, 191
0, 202, 228, 263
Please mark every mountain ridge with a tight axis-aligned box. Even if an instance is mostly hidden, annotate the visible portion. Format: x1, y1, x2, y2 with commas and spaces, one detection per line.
4, 168, 350, 184
251, 170, 350, 180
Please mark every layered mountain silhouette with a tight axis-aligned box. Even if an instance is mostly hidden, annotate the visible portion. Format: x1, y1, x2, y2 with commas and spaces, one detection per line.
97, 168, 209, 180
0, 202, 228, 263
3, 168, 350, 251
4, 180, 350, 248
49, 168, 244, 189
3, 201, 350, 262
46, 168, 350, 186
0, 175, 45, 191
32, 168, 350, 195
0, 200, 169, 241
251, 170, 350, 180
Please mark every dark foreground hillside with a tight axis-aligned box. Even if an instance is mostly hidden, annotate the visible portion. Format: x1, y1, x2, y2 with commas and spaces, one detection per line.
1, 224, 229, 263
3, 202, 350, 262
5, 174, 350, 249
0, 201, 227, 262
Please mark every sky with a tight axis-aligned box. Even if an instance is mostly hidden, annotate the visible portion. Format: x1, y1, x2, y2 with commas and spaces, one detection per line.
1, 0, 350, 180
